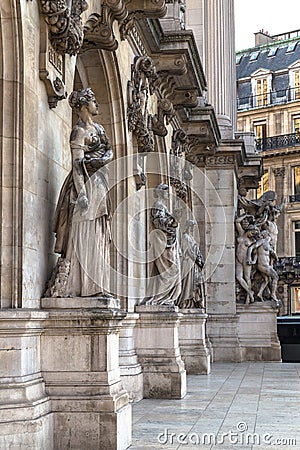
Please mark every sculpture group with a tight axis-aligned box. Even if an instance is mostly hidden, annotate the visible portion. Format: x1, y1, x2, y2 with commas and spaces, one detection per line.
235, 191, 283, 308
45, 88, 205, 309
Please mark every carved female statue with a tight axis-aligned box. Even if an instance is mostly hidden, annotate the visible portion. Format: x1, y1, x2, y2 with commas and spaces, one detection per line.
143, 183, 181, 305
45, 88, 113, 297
178, 219, 205, 309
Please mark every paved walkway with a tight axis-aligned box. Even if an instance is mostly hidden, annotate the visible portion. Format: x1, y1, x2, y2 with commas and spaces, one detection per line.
130, 362, 300, 450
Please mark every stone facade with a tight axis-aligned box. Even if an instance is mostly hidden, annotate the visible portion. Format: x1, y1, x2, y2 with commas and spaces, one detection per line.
0, 1, 280, 448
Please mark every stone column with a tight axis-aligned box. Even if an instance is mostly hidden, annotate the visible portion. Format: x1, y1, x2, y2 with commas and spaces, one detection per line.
41, 297, 132, 450
203, 0, 236, 138
273, 167, 286, 257
205, 154, 242, 361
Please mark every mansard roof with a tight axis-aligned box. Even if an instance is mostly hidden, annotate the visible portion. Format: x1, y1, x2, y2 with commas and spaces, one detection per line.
236, 40, 300, 80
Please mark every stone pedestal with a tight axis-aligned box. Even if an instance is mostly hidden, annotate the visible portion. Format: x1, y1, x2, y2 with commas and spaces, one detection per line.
178, 309, 211, 374
237, 302, 281, 361
41, 297, 132, 450
207, 314, 242, 362
0, 310, 53, 449
134, 305, 186, 399
119, 313, 143, 402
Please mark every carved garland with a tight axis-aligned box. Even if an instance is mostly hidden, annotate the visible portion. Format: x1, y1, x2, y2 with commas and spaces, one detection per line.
39, 0, 88, 55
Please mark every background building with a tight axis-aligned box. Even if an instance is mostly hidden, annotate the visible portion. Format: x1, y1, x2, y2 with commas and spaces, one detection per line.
236, 29, 300, 314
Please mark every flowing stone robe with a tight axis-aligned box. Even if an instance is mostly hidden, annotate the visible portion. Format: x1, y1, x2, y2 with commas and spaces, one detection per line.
143, 200, 181, 305
178, 230, 205, 309
48, 122, 113, 297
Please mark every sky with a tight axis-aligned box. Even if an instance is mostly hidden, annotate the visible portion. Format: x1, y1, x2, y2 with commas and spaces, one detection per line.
235, 0, 300, 51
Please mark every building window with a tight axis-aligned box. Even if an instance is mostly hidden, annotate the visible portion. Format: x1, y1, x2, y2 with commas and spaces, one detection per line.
257, 170, 269, 199
294, 221, 300, 256
268, 47, 277, 57
289, 68, 300, 100
256, 78, 268, 106
254, 122, 267, 150
293, 167, 300, 195
291, 286, 300, 314
286, 42, 297, 53
293, 117, 300, 137
250, 51, 260, 61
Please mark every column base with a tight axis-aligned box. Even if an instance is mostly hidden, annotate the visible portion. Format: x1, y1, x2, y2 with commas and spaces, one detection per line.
207, 314, 242, 362
119, 313, 143, 402
237, 302, 281, 361
135, 305, 186, 399
41, 297, 132, 450
179, 309, 211, 374
0, 310, 53, 449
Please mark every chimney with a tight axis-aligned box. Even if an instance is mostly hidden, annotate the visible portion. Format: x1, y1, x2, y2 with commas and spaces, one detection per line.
254, 30, 274, 46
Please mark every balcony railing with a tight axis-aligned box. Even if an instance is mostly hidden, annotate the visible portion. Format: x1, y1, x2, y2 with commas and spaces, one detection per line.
256, 132, 300, 151
237, 87, 300, 111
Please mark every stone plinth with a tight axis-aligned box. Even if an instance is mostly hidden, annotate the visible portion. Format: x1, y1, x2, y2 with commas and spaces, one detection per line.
207, 314, 242, 362
41, 297, 131, 450
134, 305, 186, 399
237, 302, 281, 361
0, 310, 53, 449
119, 313, 143, 402
178, 309, 211, 374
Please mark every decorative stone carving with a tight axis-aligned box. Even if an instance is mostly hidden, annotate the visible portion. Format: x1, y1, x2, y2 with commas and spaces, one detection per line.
236, 190, 284, 308
127, 56, 158, 153
273, 167, 286, 178
45, 88, 113, 297
39, 0, 88, 55
206, 155, 235, 166
170, 129, 188, 200
172, 88, 199, 108
39, 18, 68, 108
151, 98, 175, 137
177, 220, 206, 309
82, 1, 127, 52
142, 184, 181, 305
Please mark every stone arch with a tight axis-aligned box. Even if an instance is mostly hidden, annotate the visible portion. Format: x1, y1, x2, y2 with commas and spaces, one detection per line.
0, 0, 24, 307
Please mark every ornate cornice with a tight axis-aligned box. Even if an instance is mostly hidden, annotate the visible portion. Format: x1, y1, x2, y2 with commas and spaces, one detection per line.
120, 0, 167, 40
39, 0, 88, 55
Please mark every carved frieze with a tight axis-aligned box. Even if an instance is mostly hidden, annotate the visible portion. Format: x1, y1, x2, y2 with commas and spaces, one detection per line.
39, 0, 88, 55
206, 155, 235, 166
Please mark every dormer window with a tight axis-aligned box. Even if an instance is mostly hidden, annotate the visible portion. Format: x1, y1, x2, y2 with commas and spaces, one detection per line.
268, 47, 277, 57
286, 42, 297, 53
250, 51, 260, 61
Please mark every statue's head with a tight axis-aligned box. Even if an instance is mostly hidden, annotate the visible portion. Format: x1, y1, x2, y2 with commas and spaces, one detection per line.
69, 88, 97, 114
154, 183, 169, 199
